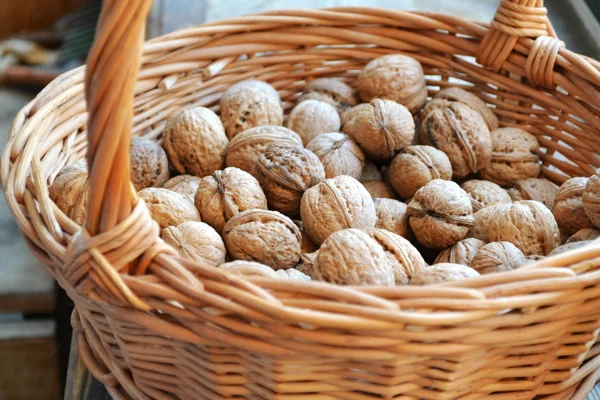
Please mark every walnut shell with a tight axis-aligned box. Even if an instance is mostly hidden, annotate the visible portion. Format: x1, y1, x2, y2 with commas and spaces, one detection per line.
410, 263, 479, 285
162, 175, 202, 203
301, 175, 377, 245
223, 209, 301, 269
460, 179, 511, 212
163, 107, 228, 177
421, 102, 492, 179
130, 136, 169, 191
434, 87, 499, 131
369, 228, 426, 285
419, 98, 453, 123
225, 125, 303, 178
138, 188, 201, 230
298, 78, 359, 113
374, 198, 412, 240
162, 221, 226, 267
297, 251, 317, 278
553, 177, 594, 237
342, 99, 415, 162
194, 167, 268, 233
69, 183, 90, 225
466, 203, 505, 242
257, 144, 325, 215
313, 229, 394, 286
363, 180, 397, 199
566, 228, 600, 244
388, 145, 453, 200
293, 220, 319, 254
360, 161, 382, 182
434, 238, 486, 266
219, 80, 283, 139
49, 161, 88, 217
306, 132, 365, 180
408, 180, 474, 249
488, 201, 560, 256
549, 240, 593, 256
480, 128, 541, 186
507, 178, 558, 209
470, 241, 525, 274
583, 171, 600, 228
356, 54, 427, 114
286, 100, 341, 145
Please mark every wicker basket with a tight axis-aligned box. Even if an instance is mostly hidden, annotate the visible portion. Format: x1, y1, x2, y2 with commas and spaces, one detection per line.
4, 0, 600, 398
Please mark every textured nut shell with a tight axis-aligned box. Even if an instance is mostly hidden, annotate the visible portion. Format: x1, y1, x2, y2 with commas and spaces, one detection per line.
421, 102, 492, 178
549, 240, 593, 256
293, 220, 319, 254
388, 145, 452, 200
489, 201, 560, 256
374, 198, 412, 240
286, 100, 341, 145
163, 107, 228, 177
69, 182, 90, 225
257, 144, 325, 215
221, 79, 280, 100
360, 161, 382, 182
408, 180, 474, 249
300, 175, 376, 245
298, 78, 359, 113
162, 175, 202, 203
130, 137, 170, 191
480, 128, 541, 186
306, 132, 365, 180
466, 203, 505, 242
219, 80, 283, 139
363, 180, 397, 199
583, 172, 600, 228
471, 241, 525, 274
369, 228, 426, 285
194, 167, 267, 233
162, 221, 226, 267
435, 87, 499, 130
507, 178, 558, 209
553, 177, 594, 237
342, 99, 415, 162
225, 125, 303, 178
49, 161, 88, 217
419, 98, 454, 122
138, 188, 201, 230
434, 238, 486, 266
223, 209, 301, 270
567, 228, 600, 243
313, 229, 394, 286
410, 263, 479, 285
356, 54, 427, 113
460, 179, 512, 212
297, 251, 317, 277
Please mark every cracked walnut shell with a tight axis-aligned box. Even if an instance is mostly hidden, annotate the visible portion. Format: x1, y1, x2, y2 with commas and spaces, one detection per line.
138, 188, 201, 230
301, 175, 376, 245
408, 180, 474, 249
368, 228, 426, 285
286, 100, 341, 145
306, 132, 365, 180
194, 167, 268, 233
374, 198, 412, 240
298, 78, 359, 113
460, 179, 511, 212
356, 54, 427, 114
583, 171, 600, 229
507, 178, 558, 210
470, 241, 526, 275
130, 136, 169, 191
434, 238, 486, 266
553, 177, 594, 237
162, 221, 226, 267
410, 263, 479, 285
162, 175, 202, 203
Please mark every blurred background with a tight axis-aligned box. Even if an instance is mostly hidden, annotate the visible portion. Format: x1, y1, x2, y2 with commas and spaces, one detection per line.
0, 1, 598, 399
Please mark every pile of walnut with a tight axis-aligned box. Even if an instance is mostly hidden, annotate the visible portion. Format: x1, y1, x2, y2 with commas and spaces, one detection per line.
50, 53, 600, 287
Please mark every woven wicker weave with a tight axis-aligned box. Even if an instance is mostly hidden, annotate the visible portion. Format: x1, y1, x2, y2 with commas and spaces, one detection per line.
4, 0, 600, 398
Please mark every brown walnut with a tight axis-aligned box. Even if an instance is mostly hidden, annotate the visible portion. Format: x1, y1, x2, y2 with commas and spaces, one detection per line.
138, 188, 201, 230
466, 203, 505, 242
293, 220, 319, 254
306, 132, 365, 180
162, 221, 226, 267
410, 263, 479, 285
460, 179, 511, 212
374, 198, 412, 240
434, 238, 486, 266
553, 177, 594, 237
297, 251, 317, 278
434, 87, 499, 130
507, 178, 558, 209
363, 180, 397, 199
162, 175, 202, 203
298, 78, 359, 113
286, 100, 341, 145
549, 240, 594, 256
49, 161, 88, 218
130, 137, 169, 191
470, 241, 526, 274
566, 228, 600, 244
368, 228, 426, 285
583, 171, 600, 228
360, 161, 382, 182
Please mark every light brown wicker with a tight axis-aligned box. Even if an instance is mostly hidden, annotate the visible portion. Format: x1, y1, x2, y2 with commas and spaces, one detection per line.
4, 0, 600, 398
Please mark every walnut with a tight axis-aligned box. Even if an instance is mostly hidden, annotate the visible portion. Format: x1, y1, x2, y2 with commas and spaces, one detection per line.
374, 198, 412, 240
434, 87, 499, 131
306, 132, 365, 180
549, 240, 593, 256
460, 179, 511, 212
488, 201, 560, 256
138, 188, 201, 230
194, 167, 267, 233
466, 203, 505, 242
219, 260, 309, 280
421, 102, 492, 179
368, 228, 426, 285
407, 180, 474, 249
222, 209, 301, 270
356, 54, 427, 114
360, 161, 382, 182
480, 128, 541, 186
313, 229, 394, 286
583, 171, 600, 228
388, 145, 453, 200
162, 221, 226, 267
301, 175, 376, 245
225, 125, 303, 179
163, 107, 228, 177
257, 144, 325, 215
419, 98, 453, 123
507, 178, 558, 209
470, 241, 526, 274
434, 238, 486, 266
219, 79, 283, 139
340, 103, 370, 126
410, 263, 479, 285
286, 100, 341, 145
69, 183, 90, 225
342, 99, 415, 162
566, 228, 600, 244
162, 175, 202, 203
297, 251, 317, 277
129, 136, 169, 191
553, 177, 594, 237
293, 220, 319, 254
363, 180, 397, 199
298, 78, 359, 113
49, 161, 88, 217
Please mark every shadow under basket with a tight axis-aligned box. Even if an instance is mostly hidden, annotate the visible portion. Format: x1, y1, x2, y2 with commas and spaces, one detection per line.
4, 0, 600, 399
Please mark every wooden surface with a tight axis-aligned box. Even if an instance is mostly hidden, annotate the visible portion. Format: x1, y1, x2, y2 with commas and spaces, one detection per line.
0, 0, 80, 40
